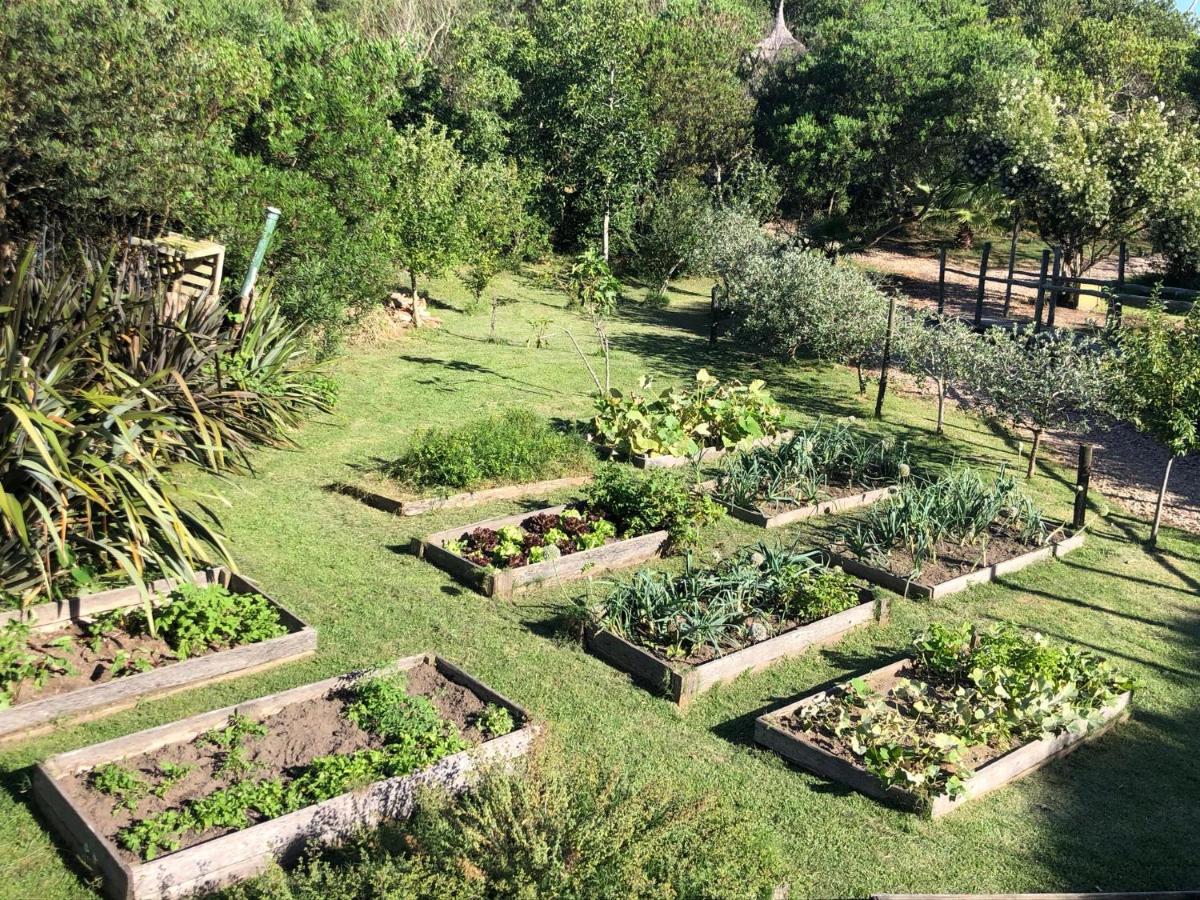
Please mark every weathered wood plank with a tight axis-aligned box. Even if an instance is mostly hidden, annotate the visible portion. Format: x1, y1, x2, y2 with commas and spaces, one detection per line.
585, 592, 882, 707
0, 569, 316, 743
416, 504, 668, 598
36, 655, 538, 900
755, 657, 1130, 818
336, 475, 592, 517
719, 486, 895, 529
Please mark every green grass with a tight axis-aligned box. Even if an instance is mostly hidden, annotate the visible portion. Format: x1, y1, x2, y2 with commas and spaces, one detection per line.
1, 268, 1198, 897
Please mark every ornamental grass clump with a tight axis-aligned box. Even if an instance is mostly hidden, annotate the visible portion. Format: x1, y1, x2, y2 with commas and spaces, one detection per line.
715, 419, 909, 510
591, 368, 784, 458
842, 468, 1050, 576
582, 543, 861, 662
793, 623, 1133, 806
385, 409, 593, 492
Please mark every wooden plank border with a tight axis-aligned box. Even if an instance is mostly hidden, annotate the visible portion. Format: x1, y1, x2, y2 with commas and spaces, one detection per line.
585, 588, 885, 708
334, 474, 592, 517
754, 657, 1131, 818
34, 654, 538, 900
828, 529, 1086, 600
412, 504, 669, 598
596, 431, 794, 470
718, 485, 896, 529
0, 568, 316, 743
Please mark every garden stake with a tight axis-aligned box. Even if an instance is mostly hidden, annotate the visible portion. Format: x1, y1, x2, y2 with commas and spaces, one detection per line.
974, 241, 991, 328
1073, 443, 1093, 530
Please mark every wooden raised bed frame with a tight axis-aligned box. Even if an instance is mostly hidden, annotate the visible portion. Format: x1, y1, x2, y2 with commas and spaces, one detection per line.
586, 588, 886, 708
828, 528, 1086, 599
33, 653, 538, 900
718, 485, 896, 529
413, 503, 669, 598
0, 568, 315, 743
337, 474, 592, 517
755, 657, 1131, 818
597, 430, 794, 470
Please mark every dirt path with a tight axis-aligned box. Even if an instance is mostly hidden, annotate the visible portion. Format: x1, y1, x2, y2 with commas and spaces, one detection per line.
857, 245, 1200, 536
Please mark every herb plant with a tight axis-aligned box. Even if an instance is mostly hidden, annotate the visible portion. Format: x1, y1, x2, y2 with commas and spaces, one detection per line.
91, 763, 150, 813
592, 368, 784, 458
476, 704, 516, 738
0, 620, 77, 708
715, 420, 910, 510
200, 713, 268, 776
583, 544, 862, 661
841, 468, 1051, 576
148, 584, 287, 660
582, 464, 723, 548
385, 409, 593, 491
794, 624, 1134, 806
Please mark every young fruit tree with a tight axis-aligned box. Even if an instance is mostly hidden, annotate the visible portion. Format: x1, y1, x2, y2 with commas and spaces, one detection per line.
1108, 306, 1200, 545
904, 314, 981, 434
970, 325, 1111, 478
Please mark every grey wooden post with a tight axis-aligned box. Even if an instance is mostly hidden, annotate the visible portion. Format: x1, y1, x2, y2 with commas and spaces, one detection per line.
937, 246, 947, 315
709, 284, 720, 344
1047, 247, 1062, 329
1073, 444, 1093, 530
1002, 214, 1019, 318
1033, 249, 1050, 331
975, 241, 992, 329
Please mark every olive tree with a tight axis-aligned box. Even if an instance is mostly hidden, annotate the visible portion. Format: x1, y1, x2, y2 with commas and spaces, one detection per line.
903, 314, 982, 435
969, 326, 1112, 477
1108, 305, 1200, 544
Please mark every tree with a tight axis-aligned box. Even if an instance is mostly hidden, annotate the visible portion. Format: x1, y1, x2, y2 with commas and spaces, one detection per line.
634, 176, 712, 297
563, 250, 621, 394
969, 326, 1111, 478
904, 314, 981, 434
755, 0, 1031, 249
522, 0, 663, 258
1108, 305, 1200, 545
390, 119, 473, 312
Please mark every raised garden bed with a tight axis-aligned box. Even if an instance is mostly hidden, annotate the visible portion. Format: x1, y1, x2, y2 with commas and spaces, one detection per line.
337, 474, 592, 517
625, 431, 794, 470
414, 504, 669, 598
754, 626, 1132, 817
830, 527, 1085, 599
0, 569, 314, 743
586, 590, 883, 707
33, 653, 537, 900
720, 485, 896, 529
580, 546, 884, 706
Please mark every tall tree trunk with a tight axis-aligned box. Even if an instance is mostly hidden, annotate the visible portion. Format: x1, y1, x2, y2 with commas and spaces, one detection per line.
602, 206, 611, 262
409, 270, 420, 329
1150, 455, 1175, 546
855, 361, 866, 395
935, 377, 945, 434
1026, 428, 1042, 478
488, 294, 498, 342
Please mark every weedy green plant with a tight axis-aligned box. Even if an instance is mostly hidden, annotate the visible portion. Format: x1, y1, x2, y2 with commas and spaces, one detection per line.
152, 762, 194, 798
119, 583, 287, 660
715, 419, 910, 510
794, 624, 1134, 806
91, 763, 150, 813
117, 677, 474, 861
201, 713, 269, 777
591, 368, 784, 458
475, 704, 515, 738
841, 468, 1051, 576
582, 544, 862, 661
216, 751, 784, 900
384, 409, 593, 492
0, 620, 77, 707
582, 464, 723, 548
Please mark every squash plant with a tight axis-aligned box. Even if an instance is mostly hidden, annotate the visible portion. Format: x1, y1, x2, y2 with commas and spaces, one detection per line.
591, 369, 784, 458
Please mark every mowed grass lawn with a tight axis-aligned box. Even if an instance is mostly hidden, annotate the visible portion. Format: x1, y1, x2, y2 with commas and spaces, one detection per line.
2, 270, 1198, 899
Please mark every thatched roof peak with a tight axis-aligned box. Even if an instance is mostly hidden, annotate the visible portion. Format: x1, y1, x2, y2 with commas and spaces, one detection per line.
755, 0, 806, 61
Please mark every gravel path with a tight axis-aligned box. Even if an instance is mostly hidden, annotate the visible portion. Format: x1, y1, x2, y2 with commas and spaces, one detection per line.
857, 245, 1200, 536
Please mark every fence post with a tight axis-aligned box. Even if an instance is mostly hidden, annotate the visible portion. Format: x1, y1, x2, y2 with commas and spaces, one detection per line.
709, 284, 720, 344
1002, 214, 1019, 318
974, 241, 992, 329
1047, 247, 1062, 329
875, 292, 898, 420
1113, 240, 1127, 326
937, 246, 947, 315
1073, 443, 1093, 530
1033, 249, 1050, 331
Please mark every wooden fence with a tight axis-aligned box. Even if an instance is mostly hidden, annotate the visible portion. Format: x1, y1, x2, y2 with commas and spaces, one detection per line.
939, 241, 1199, 332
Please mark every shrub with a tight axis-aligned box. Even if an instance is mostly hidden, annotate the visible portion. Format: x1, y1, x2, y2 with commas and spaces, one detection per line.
218, 752, 784, 900
591, 368, 784, 458
583, 464, 723, 547
385, 409, 593, 492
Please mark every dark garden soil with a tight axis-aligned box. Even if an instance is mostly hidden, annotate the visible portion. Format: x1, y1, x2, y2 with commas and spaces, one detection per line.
453, 506, 631, 570
841, 524, 1067, 587
636, 587, 874, 668
62, 664, 487, 860
782, 662, 1006, 773
750, 480, 883, 517
12, 623, 209, 707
